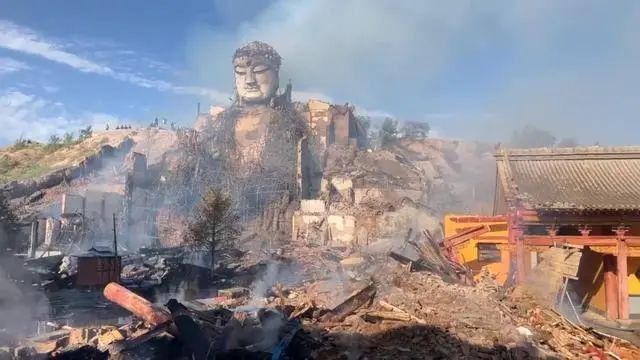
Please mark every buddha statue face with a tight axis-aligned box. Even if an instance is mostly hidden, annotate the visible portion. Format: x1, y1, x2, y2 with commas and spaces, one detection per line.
232, 41, 282, 105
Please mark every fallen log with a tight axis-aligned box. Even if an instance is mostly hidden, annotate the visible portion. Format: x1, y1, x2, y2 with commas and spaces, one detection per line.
320, 283, 376, 322
103, 282, 172, 327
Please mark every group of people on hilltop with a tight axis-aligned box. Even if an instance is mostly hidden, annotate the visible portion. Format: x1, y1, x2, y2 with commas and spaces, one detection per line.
105, 124, 134, 130
149, 117, 176, 130
104, 119, 177, 132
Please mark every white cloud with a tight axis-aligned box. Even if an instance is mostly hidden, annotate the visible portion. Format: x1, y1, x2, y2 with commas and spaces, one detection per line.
0, 89, 118, 145
0, 56, 30, 75
0, 20, 229, 103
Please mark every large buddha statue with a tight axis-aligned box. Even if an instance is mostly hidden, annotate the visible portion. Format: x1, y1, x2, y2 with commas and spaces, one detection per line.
198, 41, 305, 222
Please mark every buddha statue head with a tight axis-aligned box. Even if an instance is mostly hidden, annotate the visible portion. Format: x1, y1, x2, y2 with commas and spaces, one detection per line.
233, 41, 282, 106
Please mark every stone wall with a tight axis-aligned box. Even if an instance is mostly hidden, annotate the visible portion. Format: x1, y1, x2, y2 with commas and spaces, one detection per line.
298, 100, 367, 199
64, 191, 125, 221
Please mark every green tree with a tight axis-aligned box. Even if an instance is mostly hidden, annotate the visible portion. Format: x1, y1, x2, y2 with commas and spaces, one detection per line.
379, 117, 398, 147
62, 132, 75, 145
185, 188, 240, 272
78, 126, 93, 141
45, 134, 62, 150
11, 136, 28, 150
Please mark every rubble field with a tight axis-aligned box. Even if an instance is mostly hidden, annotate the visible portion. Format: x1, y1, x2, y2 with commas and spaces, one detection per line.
6, 242, 640, 360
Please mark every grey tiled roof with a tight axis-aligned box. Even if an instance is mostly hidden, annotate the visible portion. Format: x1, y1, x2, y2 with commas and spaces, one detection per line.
495, 146, 640, 211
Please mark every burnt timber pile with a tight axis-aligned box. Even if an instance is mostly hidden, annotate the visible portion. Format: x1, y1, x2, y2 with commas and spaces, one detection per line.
8, 241, 640, 359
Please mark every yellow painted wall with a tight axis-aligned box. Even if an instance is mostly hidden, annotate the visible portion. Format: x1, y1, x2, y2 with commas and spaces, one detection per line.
574, 252, 640, 315
574, 249, 606, 313
627, 257, 640, 295
444, 215, 510, 284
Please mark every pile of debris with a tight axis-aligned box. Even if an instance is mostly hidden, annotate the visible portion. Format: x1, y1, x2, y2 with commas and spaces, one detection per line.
10, 240, 640, 359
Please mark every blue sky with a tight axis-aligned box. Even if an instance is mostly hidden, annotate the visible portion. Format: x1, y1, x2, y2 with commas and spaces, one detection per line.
1, 0, 639, 146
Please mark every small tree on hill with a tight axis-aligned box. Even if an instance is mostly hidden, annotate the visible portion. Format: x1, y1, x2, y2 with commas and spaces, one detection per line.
11, 136, 28, 150
379, 117, 398, 147
62, 132, 75, 145
185, 188, 240, 272
78, 126, 93, 141
46, 134, 62, 150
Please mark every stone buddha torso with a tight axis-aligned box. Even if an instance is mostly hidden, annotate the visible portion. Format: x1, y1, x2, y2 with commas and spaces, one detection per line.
232, 106, 276, 176
209, 103, 302, 182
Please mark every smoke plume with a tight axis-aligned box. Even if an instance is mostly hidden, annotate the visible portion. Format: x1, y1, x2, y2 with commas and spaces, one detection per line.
186, 0, 640, 145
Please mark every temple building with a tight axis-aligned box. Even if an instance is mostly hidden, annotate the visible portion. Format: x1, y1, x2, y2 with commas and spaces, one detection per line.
445, 146, 640, 322
496, 146, 640, 321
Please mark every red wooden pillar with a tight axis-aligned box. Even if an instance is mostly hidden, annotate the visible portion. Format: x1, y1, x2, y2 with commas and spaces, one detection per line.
616, 227, 629, 321
508, 207, 526, 284
516, 235, 526, 283
602, 254, 619, 320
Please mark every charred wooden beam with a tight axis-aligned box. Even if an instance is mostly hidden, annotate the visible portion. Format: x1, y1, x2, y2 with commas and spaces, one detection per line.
442, 225, 491, 248
388, 251, 432, 272
388, 251, 412, 266
320, 283, 376, 323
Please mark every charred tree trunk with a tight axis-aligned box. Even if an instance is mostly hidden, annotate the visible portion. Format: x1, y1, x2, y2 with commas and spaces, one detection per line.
210, 220, 217, 274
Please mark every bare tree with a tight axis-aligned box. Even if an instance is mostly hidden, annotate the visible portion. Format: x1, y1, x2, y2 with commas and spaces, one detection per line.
185, 188, 240, 272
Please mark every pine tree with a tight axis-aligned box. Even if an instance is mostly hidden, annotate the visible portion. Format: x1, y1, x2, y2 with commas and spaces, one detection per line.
185, 188, 240, 272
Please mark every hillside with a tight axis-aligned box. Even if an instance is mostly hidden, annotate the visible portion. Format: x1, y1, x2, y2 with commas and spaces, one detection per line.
0, 128, 179, 186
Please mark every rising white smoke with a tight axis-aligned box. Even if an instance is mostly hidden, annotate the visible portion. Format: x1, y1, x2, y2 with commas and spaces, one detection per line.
185, 0, 640, 145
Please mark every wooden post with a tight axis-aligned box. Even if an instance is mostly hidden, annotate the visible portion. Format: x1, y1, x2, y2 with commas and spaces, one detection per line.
603, 254, 619, 320
112, 213, 118, 257
616, 227, 629, 321
516, 235, 526, 283
508, 207, 526, 284
28, 220, 38, 258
